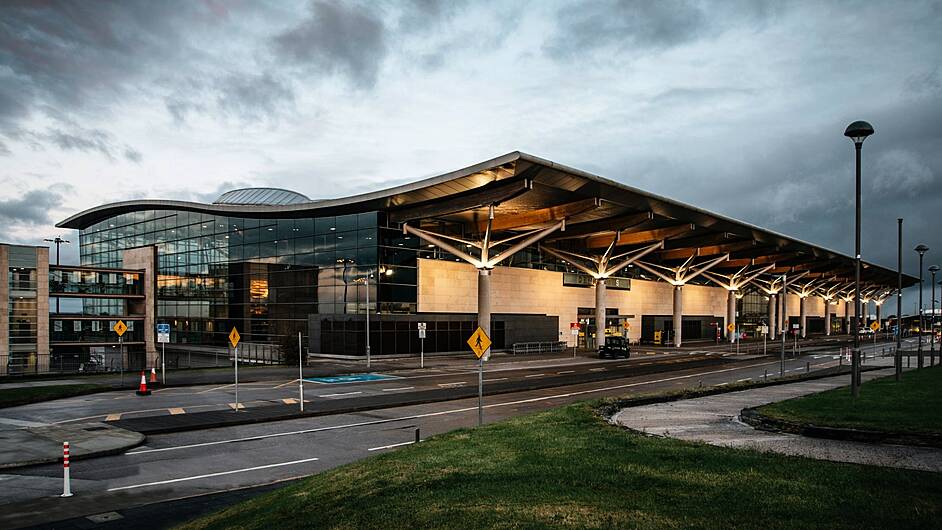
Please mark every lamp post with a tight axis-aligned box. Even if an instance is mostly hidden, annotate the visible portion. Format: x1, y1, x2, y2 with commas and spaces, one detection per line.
844, 120, 874, 397
44, 236, 70, 313
915, 244, 929, 368
930, 264, 939, 366
896, 218, 902, 381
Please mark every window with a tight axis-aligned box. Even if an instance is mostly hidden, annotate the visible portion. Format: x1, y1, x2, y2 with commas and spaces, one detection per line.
73, 321, 82, 332
54, 320, 62, 332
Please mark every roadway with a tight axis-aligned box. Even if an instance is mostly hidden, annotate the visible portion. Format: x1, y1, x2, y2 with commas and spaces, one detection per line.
0, 338, 906, 529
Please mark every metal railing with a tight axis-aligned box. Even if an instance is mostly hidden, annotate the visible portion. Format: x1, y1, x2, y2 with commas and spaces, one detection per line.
511, 341, 566, 355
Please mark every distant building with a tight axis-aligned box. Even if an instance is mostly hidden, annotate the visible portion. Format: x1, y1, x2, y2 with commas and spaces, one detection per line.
0, 243, 155, 375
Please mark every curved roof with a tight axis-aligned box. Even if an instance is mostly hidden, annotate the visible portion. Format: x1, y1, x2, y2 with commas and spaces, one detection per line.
57, 151, 916, 289
214, 187, 311, 205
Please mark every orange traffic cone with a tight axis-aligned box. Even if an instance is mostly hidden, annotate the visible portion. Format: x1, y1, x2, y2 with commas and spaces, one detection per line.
150, 367, 158, 384
136, 371, 151, 396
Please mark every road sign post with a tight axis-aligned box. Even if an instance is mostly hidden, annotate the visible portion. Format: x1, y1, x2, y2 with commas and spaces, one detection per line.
298, 331, 304, 412
113, 320, 127, 387
467, 327, 491, 426
229, 327, 241, 412
418, 323, 427, 368
157, 323, 170, 385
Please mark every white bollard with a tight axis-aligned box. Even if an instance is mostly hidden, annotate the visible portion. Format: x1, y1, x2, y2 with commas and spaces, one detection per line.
61, 441, 73, 497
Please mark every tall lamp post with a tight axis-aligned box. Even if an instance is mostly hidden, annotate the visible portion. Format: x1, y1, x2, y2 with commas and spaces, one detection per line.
930, 264, 939, 366
896, 219, 903, 381
844, 120, 874, 398
915, 244, 929, 368
44, 236, 70, 313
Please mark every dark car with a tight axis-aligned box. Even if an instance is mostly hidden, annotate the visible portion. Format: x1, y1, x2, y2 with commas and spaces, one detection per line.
598, 336, 630, 359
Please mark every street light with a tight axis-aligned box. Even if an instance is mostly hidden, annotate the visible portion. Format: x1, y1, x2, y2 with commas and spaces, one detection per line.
44, 236, 70, 313
844, 120, 874, 398
915, 244, 929, 368
930, 264, 939, 366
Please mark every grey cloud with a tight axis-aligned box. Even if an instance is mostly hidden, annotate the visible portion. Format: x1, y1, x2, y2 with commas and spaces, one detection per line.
33, 126, 142, 162
0, 189, 64, 225
273, 1, 387, 88
0, 139, 9, 156
544, 0, 778, 59
871, 149, 935, 196
215, 73, 295, 124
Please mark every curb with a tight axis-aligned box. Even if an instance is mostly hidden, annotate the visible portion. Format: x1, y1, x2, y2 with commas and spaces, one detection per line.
0, 430, 146, 470
739, 407, 942, 449
598, 364, 885, 420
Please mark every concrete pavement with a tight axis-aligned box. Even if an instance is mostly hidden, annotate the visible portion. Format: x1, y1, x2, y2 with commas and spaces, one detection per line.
613, 362, 942, 472
0, 422, 143, 469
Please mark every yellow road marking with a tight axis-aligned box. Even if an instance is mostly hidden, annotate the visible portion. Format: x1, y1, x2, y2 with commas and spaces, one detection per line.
105, 414, 122, 421
168, 408, 185, 415
228, 402, 245, 410
282, 398, 298, 404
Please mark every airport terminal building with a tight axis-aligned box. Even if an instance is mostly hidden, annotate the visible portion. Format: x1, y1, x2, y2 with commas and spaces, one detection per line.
56, 152, 915, 363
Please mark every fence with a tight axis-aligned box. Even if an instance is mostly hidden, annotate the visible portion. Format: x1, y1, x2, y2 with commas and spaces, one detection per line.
511, 341, 566, 355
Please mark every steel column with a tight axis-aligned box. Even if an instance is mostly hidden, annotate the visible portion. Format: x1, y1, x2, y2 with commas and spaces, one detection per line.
800, 296, 807, 339
727, 290, 737, 343
478, 269, 492, 360
595, 278, 607, 349
768, 294, 777, 340
673, 285, 683, 348
824, 298, 832, 336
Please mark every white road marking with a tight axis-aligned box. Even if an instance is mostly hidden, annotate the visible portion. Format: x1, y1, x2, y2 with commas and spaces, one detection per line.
197, 384, 234, 394
382, 387, 415, 392
437, 382, 465, 387
106, 457, 320, 491
126, 360, 785, 456
273, 379, 299, 389
524, 374, 544, 378
557, 370, 575, 374
318, 391, 362, 398
589, 368, 606, 372
368, 441, 415, 451
619, 364, 632, 368
716, 382, 729, 386
736, 378, 751, 383
483, 378, 507, 382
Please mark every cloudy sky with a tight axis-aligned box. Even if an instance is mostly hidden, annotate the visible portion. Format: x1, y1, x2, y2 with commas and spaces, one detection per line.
1, 0, 940, 311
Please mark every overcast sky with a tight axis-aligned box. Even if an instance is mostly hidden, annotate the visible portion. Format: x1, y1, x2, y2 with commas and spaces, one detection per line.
1, 0, 940, 313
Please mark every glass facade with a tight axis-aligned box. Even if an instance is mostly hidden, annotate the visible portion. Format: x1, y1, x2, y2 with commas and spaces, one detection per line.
77, 207, 650, 353
79, 209, 414, 347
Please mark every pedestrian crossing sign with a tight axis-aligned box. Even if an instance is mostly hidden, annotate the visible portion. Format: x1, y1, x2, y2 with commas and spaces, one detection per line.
467, 327, 491, 359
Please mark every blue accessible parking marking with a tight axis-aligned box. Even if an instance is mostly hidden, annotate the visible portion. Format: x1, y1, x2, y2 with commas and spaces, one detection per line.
305, 373, 401, 384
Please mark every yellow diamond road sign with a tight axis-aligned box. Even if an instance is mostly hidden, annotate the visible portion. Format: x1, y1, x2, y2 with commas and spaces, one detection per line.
870, 321, 880, 331
467, 327, 491, 359
229, 327, 241, 348
113, 320, 127, 337
726, 323, 736, 333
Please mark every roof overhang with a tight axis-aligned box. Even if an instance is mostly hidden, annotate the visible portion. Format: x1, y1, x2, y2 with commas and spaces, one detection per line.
57, 151, 916, 289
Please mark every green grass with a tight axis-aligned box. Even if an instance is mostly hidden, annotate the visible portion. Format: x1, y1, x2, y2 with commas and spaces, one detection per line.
758, 365, 942, 435
181, 401, 941, 530
0, 383, 109, 408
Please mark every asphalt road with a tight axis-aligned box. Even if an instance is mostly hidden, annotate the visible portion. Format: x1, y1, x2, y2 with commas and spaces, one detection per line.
1, 339, 906, 529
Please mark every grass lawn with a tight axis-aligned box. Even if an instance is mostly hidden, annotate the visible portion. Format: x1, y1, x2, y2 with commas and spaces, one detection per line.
758, 365, 942, 435
0, 384, 109, 408
181, 401, 941, 530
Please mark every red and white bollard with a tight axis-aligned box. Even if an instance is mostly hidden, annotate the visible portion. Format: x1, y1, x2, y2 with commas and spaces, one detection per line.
61, 441, 73, 497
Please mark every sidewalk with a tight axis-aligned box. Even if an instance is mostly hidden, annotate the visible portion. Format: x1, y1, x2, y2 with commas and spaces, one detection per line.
0, 422, 143, 469
612, 363, 942, 472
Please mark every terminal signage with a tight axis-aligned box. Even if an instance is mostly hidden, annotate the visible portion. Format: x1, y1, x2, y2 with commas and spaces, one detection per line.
418, 322, 427, 339
570, 322, 581, 336
157, 323, 170, 343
